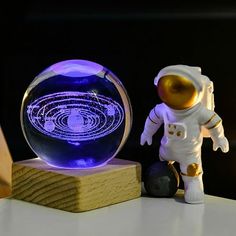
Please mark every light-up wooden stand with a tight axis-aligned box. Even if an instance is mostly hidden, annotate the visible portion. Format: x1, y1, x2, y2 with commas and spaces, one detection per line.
12, 158, 141, 212
0, 126, 12, 198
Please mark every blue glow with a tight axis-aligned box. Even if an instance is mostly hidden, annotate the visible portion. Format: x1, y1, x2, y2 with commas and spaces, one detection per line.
21, 59, 132, 169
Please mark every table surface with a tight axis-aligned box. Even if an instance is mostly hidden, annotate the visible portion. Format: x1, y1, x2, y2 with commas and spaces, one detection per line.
0, 189, 235, 236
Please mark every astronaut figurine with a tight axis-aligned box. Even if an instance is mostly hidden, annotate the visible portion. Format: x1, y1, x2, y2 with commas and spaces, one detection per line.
140, 65, 229, 204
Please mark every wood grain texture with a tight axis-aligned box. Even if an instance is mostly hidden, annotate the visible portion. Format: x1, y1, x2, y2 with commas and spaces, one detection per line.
12, 158, 141, 212
0, 127, 12, 198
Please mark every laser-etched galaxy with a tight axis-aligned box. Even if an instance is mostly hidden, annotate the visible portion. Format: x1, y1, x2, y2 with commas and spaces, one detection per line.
21, 59, 132, 169
27, 91, 124, 142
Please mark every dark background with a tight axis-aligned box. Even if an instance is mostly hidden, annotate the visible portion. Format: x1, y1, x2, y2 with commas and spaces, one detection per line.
1, 1, 236, 199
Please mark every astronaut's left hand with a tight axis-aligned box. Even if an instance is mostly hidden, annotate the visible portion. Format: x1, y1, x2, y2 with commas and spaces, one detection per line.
213, 137, 229, 153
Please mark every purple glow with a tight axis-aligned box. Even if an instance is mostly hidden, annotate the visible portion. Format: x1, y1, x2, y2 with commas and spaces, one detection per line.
27, 91, 124, 142
45, 157, 110, 170
21, 59, 132, 169
48, 60, 104, 77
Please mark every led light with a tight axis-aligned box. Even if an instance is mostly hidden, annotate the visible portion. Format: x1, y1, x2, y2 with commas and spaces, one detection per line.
21, 59, 132, 169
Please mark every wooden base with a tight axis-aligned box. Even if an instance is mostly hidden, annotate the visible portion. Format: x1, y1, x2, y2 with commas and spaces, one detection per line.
12, 158, 141, 212
0, 181, 11, 198
0, 126, 12, 198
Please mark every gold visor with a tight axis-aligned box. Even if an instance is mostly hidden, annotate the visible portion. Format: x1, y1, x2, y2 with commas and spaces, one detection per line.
157, 75, 198, 110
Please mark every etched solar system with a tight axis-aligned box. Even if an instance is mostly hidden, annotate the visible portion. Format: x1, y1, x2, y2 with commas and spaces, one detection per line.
21, 60, 132, 169
27, 92, 124, 143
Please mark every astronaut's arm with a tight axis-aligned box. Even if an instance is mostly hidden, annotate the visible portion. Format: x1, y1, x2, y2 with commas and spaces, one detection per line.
140, 106, 163, 146
203, 112, 229, 153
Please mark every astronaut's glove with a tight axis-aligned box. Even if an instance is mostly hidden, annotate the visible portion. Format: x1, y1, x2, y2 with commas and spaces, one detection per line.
140, 132, 153, 146
213, 137, 229, 153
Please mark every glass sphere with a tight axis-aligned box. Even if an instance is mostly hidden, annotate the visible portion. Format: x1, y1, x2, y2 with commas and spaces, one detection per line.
21, 60, 132, 169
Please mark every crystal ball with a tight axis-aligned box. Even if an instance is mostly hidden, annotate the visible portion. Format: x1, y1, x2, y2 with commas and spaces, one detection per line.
21, 60, 132, 169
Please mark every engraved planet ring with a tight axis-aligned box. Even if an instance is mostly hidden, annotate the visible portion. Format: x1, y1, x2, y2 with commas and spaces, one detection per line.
26, 91, 124, 141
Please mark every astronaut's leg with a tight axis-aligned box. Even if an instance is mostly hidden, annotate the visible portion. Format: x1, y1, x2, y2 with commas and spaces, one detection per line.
159, 155, 175, 164
180, 162, 204, 204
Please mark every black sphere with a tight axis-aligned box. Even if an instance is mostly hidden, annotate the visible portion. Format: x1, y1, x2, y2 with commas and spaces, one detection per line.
144, 161, 179, 197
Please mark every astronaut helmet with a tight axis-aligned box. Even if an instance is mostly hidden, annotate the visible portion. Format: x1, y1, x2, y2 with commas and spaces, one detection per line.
154, 65, 213, 110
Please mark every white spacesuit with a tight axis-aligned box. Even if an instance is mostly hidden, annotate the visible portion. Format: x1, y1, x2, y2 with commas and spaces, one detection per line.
140, 65, 229, 204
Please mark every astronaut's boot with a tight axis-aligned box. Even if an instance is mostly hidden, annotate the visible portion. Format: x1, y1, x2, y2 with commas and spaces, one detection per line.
181, 174, 204, 204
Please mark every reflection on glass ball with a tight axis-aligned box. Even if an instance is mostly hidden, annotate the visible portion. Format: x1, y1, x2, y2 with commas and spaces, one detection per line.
21, 60, 132, 169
